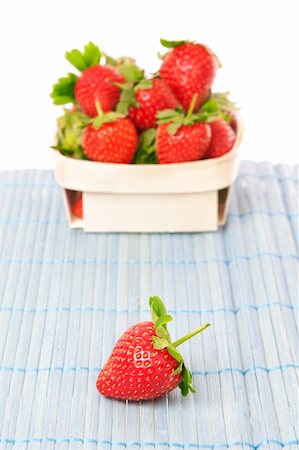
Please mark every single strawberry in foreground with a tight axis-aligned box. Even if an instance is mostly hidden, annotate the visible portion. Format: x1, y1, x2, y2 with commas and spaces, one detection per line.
156, 95, 212, 164
204, 118, 236, 159
82, 102, 138, 163
50, 42, 125, 117
127, 78, 180, 130
72, 193, 83, 219
160, 39, 219, 112
96, 295, 211, 401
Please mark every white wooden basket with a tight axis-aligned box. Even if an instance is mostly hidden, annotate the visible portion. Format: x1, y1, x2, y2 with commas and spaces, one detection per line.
53, 118, 243, 232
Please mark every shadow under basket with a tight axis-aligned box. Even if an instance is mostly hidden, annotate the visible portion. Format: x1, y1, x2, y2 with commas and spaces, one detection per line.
54, 119, 243, 233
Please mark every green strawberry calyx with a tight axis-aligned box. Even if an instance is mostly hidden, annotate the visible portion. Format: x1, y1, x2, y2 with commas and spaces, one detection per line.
133, 129, 157, 164
50, 73, 78, 106
50, 42, 101, 106
91, 99, 125, 129
149, 295, 211, 397
65, 42, 102, 72
157, 92, 237, 135
157, 94, 216, 135
116, 76, 153, 115
160, 38, 187, 48
52, 108, 89, 159
202, 92, 239, 123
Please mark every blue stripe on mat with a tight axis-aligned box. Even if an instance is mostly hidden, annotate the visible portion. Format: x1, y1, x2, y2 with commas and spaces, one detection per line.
0, 210, 298, 224
0, 252, 298, 266
1, 363, 298, 375
0, 437, 298, 448
0, 301, 297, 315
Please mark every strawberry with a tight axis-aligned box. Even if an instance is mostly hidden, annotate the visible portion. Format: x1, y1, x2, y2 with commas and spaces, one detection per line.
50, 42, 125, 117
96, 296, 211, 401
156, 95, 212, 164
82, 107, 137, 163
157, 122, 211, 164
159, 39, 219, 112
127, 78, 179, 130
204, 118, 236, 159
200, 92, 239, 134
74, 65, 124, 117
72, 193, 83, 219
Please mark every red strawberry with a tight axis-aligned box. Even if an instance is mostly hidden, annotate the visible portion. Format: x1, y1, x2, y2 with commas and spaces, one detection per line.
83, 116, 138, 163
156, 96, 211, 164
204, 118, 236, 159
157, 122, 211, 164
72, 193, 83, 219
74, 65, 124, 117
96, 296, 211, 401
160, 39, 218, 112
51, 43, 125, 117
128, 78, 179, 130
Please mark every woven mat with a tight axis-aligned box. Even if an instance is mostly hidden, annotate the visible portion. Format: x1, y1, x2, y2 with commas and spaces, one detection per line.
0, 161, 298, 450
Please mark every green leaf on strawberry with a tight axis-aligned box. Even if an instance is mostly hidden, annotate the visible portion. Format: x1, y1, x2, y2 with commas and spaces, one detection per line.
134, 79, 153, 91
208, 92, 238, 113
200, 92, 239, 124
65, 42, 102, 72
116, 78, 153, 115
133, 129, 157, 164
116, 85, 137, 114
157, 92, 236, 137
157, 95, 212, 135
160, 38, 186, 48
200, 98, 219, 114
91, 99, 126, 129
104, 53, 118, 66
50, 73, 78, 105
83, 42, 102, 67
167, 122, 183, 135
54, 108, 89, 158
118, 64, 144, 83
150, 295, 211, 396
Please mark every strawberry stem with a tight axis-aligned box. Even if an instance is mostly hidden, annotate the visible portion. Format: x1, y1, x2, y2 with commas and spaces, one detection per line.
185, 93, 198, 122
95, 98, 103, 118
172, 322, 211, 348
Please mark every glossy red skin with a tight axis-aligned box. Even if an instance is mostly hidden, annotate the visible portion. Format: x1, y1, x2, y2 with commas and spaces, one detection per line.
96, 321, 182, 401
83, 118, 138, 163
204, 118, 236, 159
129, 78, 179, 130
72, 193, 83, 218
160, 43, 217, 112
74, 65, 124, 117
156, 122, 211, 164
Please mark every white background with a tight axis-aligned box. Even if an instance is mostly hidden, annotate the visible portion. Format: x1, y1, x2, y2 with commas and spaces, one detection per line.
0, 0, 298, 170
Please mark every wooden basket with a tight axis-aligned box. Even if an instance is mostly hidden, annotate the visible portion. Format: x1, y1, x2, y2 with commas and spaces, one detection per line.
53, 118, 243, 232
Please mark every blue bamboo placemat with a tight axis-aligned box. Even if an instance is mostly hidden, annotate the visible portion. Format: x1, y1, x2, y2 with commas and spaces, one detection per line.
0, 161, 298, 450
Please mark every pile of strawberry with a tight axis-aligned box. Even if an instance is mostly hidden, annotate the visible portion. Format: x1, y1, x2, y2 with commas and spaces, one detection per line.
51, 39, 238, 167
